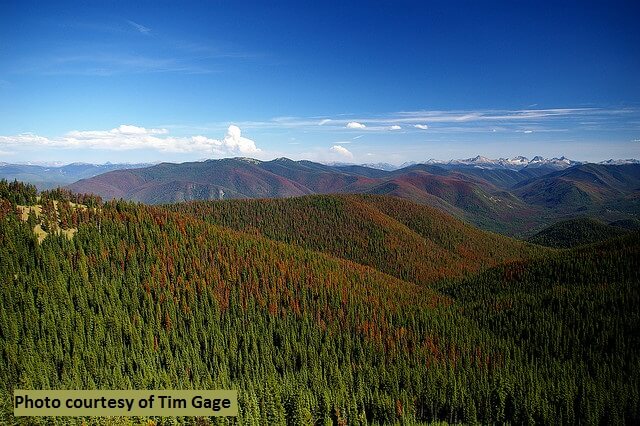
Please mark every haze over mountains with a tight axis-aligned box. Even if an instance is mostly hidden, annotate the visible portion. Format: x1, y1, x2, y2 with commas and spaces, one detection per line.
0, 162, 151, 189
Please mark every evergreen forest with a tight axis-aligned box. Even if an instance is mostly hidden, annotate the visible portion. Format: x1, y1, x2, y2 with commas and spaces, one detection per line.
1, 180, 638, 424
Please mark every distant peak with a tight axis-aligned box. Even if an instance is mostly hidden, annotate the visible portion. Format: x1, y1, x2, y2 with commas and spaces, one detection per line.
234, 157, 263, 164
272, 157, 295, 163
406, 155, 585, 171
359, 162, 398, 171
599, 158, 640, 165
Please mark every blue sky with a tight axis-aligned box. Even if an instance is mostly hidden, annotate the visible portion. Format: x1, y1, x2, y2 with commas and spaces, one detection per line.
0, 0, 639, 165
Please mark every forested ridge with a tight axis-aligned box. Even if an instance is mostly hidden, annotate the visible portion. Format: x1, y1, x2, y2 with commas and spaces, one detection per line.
1, 182, 639, 424
167, 195, 542, 285
527, 217, 630, 248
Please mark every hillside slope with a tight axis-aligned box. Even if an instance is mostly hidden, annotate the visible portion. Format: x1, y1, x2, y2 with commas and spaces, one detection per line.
168, 194, 542, 285
528, 217, 630, 248
68, 158, 315, 203
1, 185, 638, 423
436, 233, 640, 424
513, 163, 640, 209
0, 196, 542, 424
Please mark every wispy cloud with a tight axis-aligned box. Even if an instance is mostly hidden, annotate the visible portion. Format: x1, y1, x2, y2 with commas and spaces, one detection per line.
0, 125, 260, 155
391, 108, 600, 123
8, 18, 258, 76
18, 53, 216, 76
126, 20, 151, 35
389, 125, 401, 130
222, 107, 638, 134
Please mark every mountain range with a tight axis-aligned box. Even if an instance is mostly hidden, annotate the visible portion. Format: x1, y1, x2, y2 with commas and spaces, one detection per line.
341, 155, 640, 171
1, 155, 637, 236
402, 155, 583, 170
61, 157, 639, 236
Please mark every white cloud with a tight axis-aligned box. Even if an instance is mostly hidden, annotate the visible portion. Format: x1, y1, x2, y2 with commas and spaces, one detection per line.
346, 122, 366, 129
523, 130, 533, 134
414, 124, 429, 130
67, 125, 169, 139
222, 125, 260, 154
330, 145, 353, 159
0, 133, 50, 145
0, 124, 260, 155
318, 119, 331, 126
389, 125, 401, 130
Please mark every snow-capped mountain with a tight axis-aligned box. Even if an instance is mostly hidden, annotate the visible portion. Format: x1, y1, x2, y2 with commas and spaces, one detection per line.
598, 159, 640, 166
503, 156, 530, 167
360, 162, 398, 171
408, 155, 584, 171
524, 156, 582, 170
449, 155, 500, 167
327, 161, 399, 171
329, 156, 638, 171
399, 161, 418, 168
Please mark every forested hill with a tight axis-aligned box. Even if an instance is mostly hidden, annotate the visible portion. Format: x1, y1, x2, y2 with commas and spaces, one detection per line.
435, 232, 640, 424
1, 183, 639, 424
166, 194, 543, 285
528, 217, 631, 248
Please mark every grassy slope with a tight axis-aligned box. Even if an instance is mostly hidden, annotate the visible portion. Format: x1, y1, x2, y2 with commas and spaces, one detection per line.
16, 201, 79, 243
